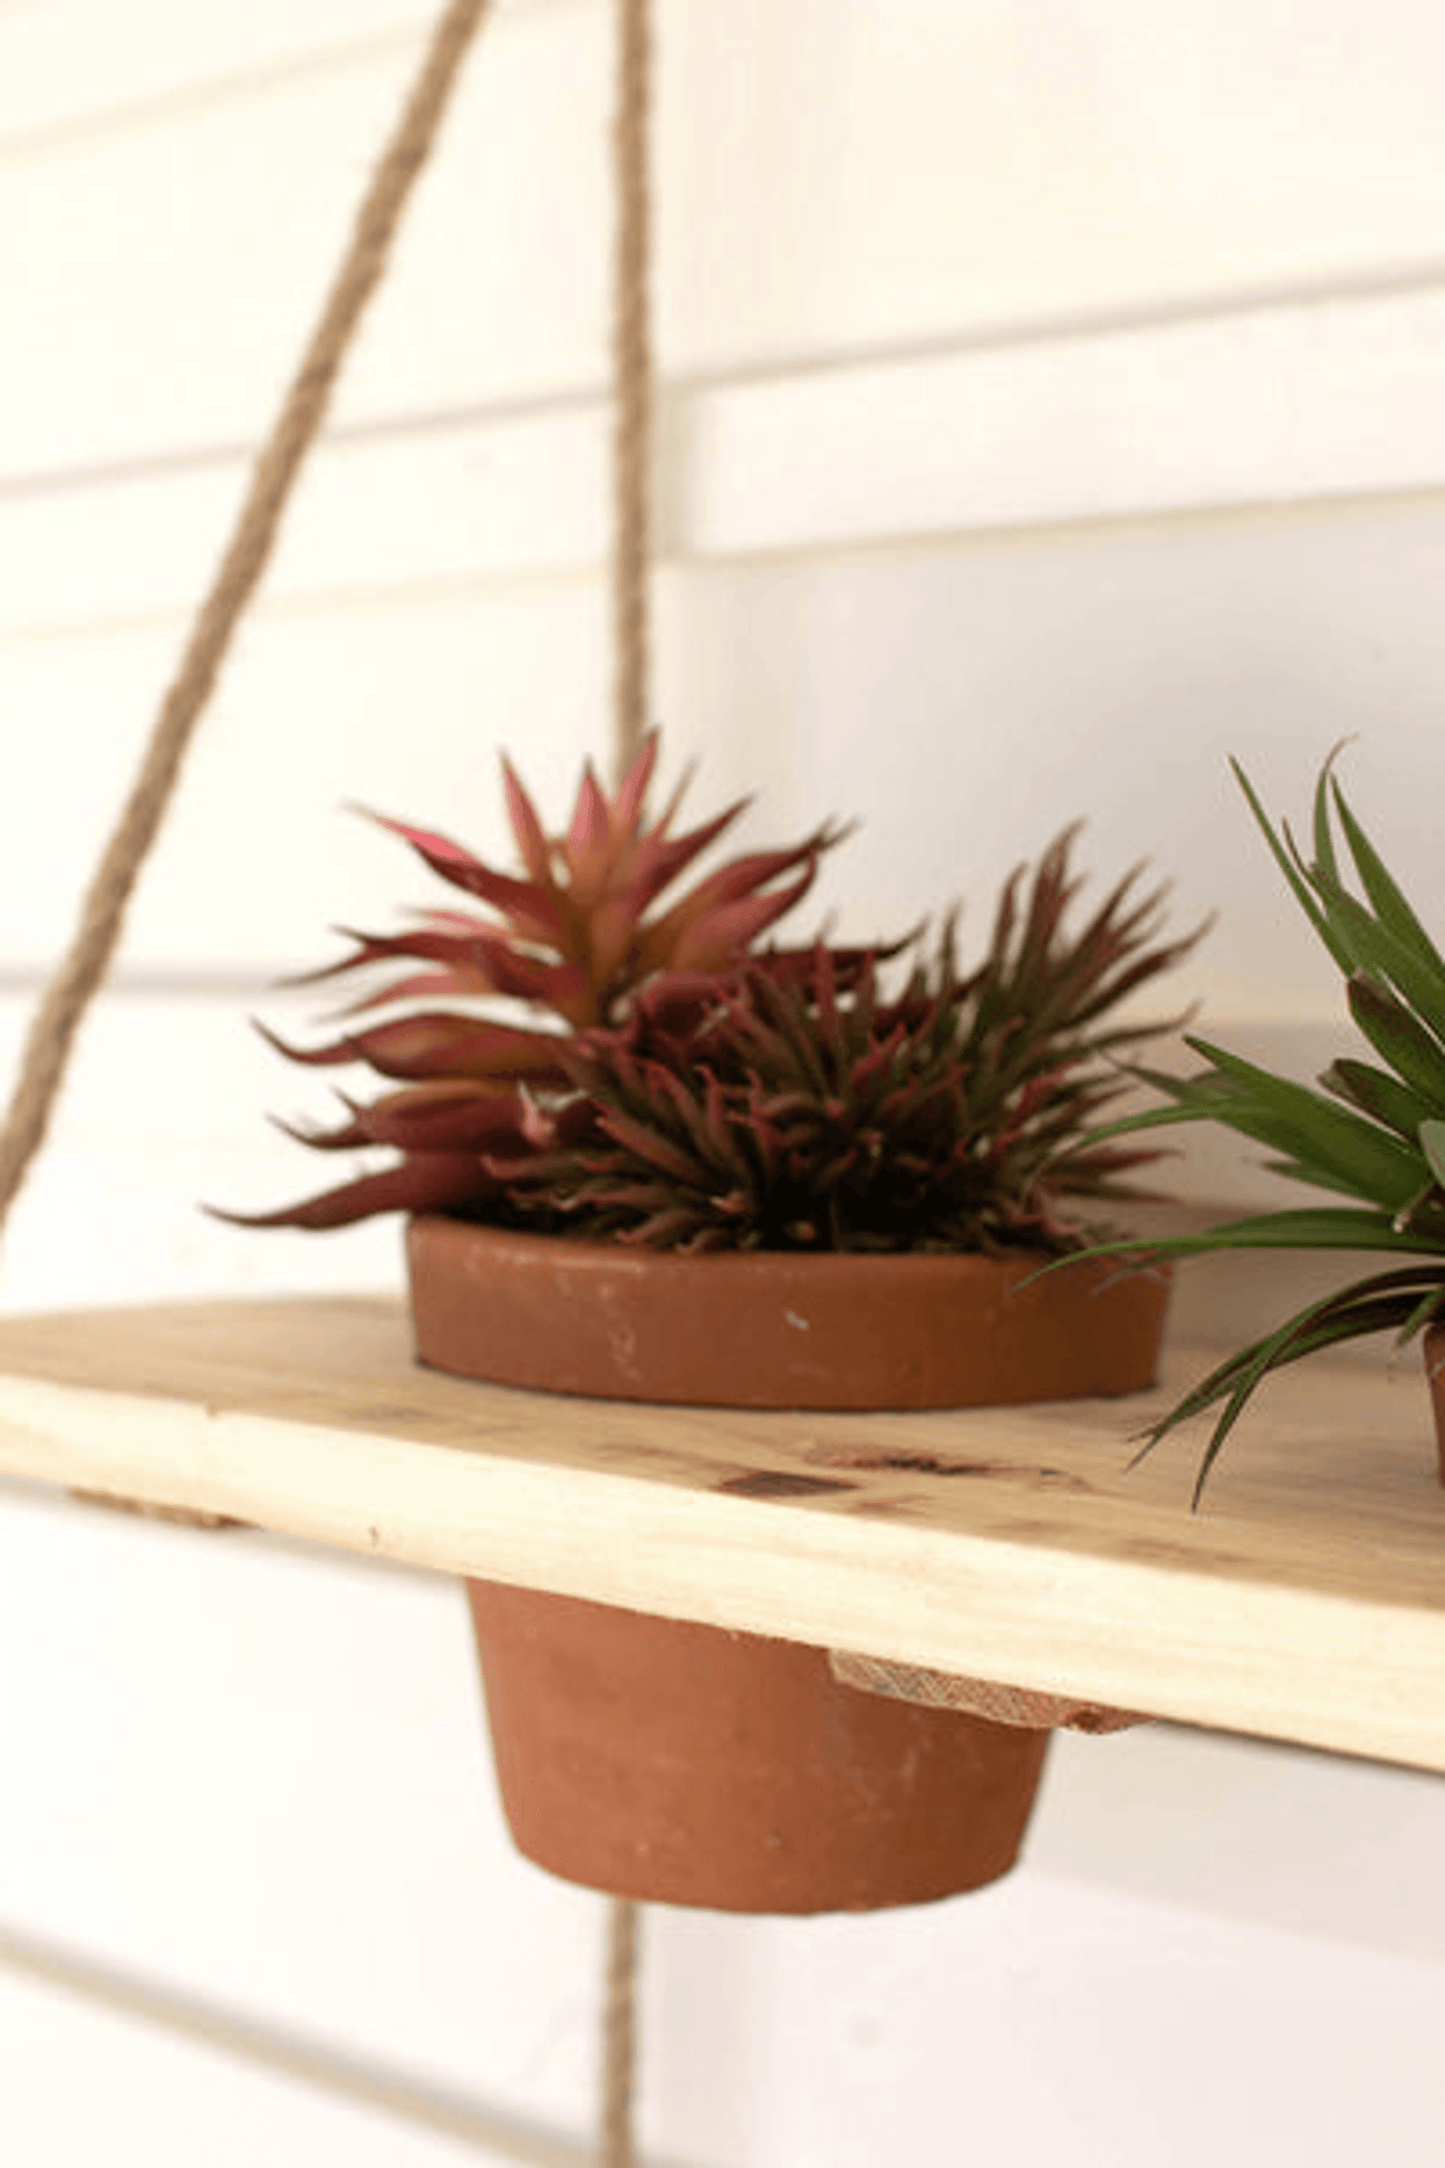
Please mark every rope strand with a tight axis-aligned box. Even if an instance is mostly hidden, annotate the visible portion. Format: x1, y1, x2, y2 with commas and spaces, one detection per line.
601, 7, 654, 2162
611, 0, 654, 782
4, 5, 656, 2154
599, 1898, 642, 2168
0, 0, 496, 1234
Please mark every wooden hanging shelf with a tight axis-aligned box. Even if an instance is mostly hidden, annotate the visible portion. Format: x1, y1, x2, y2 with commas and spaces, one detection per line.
0, 1295, 1440, 1774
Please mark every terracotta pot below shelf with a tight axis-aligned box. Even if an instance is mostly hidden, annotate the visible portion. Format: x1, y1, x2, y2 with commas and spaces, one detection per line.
466, 1582, 1050, 1914
420, 1218, 1168, 1912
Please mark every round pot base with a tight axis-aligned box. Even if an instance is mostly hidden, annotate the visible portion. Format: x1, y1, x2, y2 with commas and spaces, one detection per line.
467, 1582, 1050, 1914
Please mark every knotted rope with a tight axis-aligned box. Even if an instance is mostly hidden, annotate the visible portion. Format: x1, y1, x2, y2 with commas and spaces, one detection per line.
0, 0, 495, 1235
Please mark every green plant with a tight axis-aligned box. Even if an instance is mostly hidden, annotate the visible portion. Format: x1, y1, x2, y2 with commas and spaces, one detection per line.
231, 743, 1195, 1250
1090, 752, 1445, 1493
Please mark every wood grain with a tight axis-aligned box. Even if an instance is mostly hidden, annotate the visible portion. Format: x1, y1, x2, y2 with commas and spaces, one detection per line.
0, 1297, 1441, 1772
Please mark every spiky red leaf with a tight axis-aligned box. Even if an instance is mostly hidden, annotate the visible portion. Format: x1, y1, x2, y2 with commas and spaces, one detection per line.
565, 763, 612, 896
501, 757, 552, 883
360, 809, 564, 944
611, 732, 660, 832
255, 1012, 567, 1084
210, 1153, 488, 1232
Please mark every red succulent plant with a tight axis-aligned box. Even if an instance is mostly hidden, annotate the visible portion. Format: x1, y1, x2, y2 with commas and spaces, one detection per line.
231, 735, 839, 1228
493, 833, 1195, 1255
231, 752, 1196, 1256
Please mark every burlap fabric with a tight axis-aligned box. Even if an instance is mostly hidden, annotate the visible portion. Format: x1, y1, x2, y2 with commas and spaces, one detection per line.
829, 1649, 1146, 1733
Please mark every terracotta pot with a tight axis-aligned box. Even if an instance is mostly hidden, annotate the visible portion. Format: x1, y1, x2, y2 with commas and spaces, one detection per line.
466, 1582, 1049, 1914
1425, 1325, 1445, 1483
416, 1219, 1169, 1911
408, 1216, 1170, 1409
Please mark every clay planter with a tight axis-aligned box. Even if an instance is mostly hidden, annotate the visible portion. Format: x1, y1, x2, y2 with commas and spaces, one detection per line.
1424, 1324, 1445, 1482
467, 1583, 1049, 1913
407, 1216, 1170, 1409
410, 1215, 1170, 1913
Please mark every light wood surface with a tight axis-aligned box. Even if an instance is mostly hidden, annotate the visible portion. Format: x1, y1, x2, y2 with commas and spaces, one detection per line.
0, 1297, 1441, 1773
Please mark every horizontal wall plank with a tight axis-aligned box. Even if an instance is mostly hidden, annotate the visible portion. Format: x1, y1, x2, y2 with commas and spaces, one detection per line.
0, 1, 574, 146
0, 996, 407, 1313
742, 1872, 1445, 2168
9, 1, 1445, 480
0, 1958, 554, 2168
0, 5, 610, 478
658, 0, 1445, 366
0, 587, 609, 977
0, 2, 433, 146
4, 506, 1444, 1010
12, 284, 1445, 645
682, 288, 1445, 558
0, 407, 609, 637
0, 1490, 601, 2160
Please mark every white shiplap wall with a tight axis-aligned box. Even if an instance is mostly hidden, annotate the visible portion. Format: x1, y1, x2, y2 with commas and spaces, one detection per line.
6, 2, 1445, 2161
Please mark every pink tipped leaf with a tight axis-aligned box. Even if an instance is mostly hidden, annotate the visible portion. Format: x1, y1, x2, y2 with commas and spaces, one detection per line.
359, 808, 565, 944
638, 836, 829, 972
610, 732, 660, 833
565, 763, 613, 897
666, 864, 823, 973
614, 801, 751, 918
255, 1011, 567, 1083
209, 1152, 489, 1232
501, 758, 553, 884
343, 1084, 534, 1155
293, 924, 586, 1021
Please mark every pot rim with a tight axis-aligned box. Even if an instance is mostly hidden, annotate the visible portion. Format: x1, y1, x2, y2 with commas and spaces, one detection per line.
408, 1210, 1163, 1281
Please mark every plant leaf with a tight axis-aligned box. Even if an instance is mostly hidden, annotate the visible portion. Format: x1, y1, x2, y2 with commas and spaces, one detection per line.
501, 757, 553, 885
1311, 873, 1445, 1035
1230, 758, 1354, 975
1331, 774, 1445, 975
1420, 1117, 1445, 1191
1320, 1056, 1433, 1143
1346, 974, 1445, 1109
209, 1151, 488, 1231
1134, 1266, 1445, 1497
1182, 1037, 1425, 1209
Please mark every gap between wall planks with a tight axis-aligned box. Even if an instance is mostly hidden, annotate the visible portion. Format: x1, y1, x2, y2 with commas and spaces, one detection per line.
0, 1920, 657, 2168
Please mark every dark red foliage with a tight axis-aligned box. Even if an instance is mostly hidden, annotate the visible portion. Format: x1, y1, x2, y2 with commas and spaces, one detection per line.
227, 741, 1196, 1246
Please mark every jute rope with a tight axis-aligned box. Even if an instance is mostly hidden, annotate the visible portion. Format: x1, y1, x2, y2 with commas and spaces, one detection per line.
610, 0, 654, 781
601, 2, 654, 2159
0, 0, 495, 1239
599, 1898, 642, 2168
3, 1, 651, 2151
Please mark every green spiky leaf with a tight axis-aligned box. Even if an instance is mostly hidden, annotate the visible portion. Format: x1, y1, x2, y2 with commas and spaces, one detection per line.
1073, 751, 1445, 1496
1347, 974, 1445, 1109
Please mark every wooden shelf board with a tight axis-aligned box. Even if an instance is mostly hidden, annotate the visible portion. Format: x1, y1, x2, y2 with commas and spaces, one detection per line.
0, 1296, 1441, 1774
